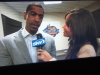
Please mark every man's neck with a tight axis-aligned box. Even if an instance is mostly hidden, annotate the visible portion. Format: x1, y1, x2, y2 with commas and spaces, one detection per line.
30, 31, 37, 35
25, 27, 37, 35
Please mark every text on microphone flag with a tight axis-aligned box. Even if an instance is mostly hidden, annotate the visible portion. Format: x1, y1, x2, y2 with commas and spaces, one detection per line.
32, 38, 46, 47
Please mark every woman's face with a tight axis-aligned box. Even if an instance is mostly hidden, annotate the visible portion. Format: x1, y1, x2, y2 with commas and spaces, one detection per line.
62, 14, 72, 37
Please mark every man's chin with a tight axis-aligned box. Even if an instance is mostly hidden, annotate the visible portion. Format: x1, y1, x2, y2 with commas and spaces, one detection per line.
30, 29, 38, 35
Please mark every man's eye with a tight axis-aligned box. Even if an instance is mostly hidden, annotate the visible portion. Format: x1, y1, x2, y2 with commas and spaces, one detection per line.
39, 14, 43, 18
39, 15, 43, 18
30, 13, 43, 18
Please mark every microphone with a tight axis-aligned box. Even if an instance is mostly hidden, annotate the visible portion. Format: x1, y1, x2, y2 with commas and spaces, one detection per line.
32, 33, 46, 49
37, 33, 43, 49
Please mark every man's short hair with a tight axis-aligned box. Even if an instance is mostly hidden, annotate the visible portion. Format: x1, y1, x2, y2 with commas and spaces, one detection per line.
26, 3, 44, 13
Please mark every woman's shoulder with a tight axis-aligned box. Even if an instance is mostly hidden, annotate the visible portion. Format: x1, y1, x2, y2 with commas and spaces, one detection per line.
77, 43, 96, 58
80, 43, 94, 51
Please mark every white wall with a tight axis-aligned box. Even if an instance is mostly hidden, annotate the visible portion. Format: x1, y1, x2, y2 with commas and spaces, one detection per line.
0, 2, 22, 38
0, 2, 22, 21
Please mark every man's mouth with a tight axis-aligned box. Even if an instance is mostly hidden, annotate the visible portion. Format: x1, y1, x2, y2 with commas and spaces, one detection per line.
31, 24, 39, 28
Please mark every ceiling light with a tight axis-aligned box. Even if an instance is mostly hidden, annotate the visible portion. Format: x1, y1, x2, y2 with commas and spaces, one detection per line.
43, 1, 62, 4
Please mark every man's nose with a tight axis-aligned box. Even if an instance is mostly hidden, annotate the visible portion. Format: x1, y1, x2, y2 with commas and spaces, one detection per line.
35, 15, 40, 22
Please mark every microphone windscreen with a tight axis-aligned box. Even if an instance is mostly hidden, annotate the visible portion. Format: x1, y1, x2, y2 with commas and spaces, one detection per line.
37, 33, 42, 39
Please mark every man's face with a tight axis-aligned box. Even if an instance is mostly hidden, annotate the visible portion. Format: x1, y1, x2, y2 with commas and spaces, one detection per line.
24, 6, 44, 35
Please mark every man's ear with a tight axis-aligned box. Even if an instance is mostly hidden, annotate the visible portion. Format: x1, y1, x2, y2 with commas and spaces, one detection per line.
23, 11, 27, 20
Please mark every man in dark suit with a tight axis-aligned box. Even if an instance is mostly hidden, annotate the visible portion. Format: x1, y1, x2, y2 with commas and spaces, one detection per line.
0, 3, 56, 66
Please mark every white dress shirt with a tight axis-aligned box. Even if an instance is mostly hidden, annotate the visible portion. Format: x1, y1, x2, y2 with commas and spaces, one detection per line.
21, 27, 40, 63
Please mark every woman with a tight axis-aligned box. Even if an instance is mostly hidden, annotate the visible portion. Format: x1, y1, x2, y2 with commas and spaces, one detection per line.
37, 8, 98, 61
63, 8, 98, 59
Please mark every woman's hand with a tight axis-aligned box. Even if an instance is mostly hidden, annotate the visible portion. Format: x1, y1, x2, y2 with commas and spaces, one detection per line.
37, 49, 53, 62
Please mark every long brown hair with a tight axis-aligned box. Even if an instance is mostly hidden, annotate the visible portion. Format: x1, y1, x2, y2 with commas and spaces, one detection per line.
65, 8, 98, 59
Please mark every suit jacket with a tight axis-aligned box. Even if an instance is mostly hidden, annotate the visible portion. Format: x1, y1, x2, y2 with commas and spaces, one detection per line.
0, 28, 56, 66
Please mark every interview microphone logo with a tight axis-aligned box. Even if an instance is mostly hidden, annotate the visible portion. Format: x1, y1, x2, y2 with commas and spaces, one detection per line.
32, 38, 46, 47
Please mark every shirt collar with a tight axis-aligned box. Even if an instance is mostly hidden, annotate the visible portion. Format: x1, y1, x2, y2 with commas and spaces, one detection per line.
22, 26, 40, 38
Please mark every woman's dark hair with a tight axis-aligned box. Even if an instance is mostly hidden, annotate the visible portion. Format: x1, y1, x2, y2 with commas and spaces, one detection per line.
26, 3, 44, 13
65, 8, 98, 59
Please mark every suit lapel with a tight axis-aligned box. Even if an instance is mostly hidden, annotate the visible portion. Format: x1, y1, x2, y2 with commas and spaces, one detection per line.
14, 29, 32, 63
